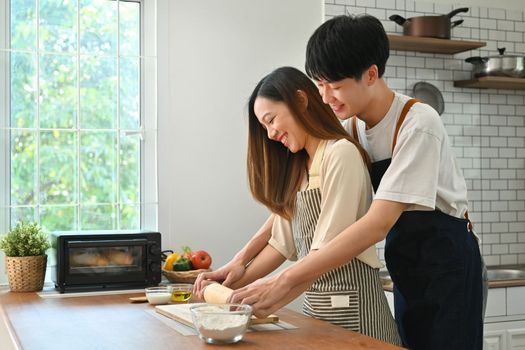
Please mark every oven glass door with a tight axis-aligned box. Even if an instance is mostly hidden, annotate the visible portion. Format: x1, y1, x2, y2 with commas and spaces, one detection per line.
66, 239, 147, 284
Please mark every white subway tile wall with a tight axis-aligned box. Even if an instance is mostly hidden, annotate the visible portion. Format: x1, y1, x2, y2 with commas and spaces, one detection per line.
326, 0, 525, 266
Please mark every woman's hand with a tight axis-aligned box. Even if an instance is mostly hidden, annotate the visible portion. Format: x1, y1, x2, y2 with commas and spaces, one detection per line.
229, 274, 293, 318
193, 262, 246, 299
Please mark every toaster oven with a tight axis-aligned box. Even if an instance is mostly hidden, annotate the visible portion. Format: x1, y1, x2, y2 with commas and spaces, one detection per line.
50, 231, 161, 293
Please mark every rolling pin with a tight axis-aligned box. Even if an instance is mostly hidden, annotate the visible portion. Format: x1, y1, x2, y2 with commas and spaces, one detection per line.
203, 283, 233, 304
202, 283, 280, 324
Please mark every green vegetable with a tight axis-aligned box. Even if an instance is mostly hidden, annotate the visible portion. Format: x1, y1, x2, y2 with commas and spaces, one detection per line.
172, 258, 192, 271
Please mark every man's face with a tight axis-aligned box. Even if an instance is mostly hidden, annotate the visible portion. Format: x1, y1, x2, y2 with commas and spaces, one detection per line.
315, 74, 369, 120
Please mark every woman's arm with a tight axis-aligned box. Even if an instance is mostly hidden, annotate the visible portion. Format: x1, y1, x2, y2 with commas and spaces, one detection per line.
229, 244, 286, 289
193, 214, 274, 297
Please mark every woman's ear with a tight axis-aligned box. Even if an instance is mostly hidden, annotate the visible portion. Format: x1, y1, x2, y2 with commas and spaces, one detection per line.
296, 90, 309, 111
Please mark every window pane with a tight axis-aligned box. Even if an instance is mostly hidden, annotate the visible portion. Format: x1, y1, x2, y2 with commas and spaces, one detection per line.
11, 206, 37, 224
80, 0, 117, 55
80, 131, 116, 204
40, 130, 76, 204
40, 205, 77, 231
39, 0, 77, 53
10, 0, 37, 51
11, 130, 37, 205
11, 52, 37, 128
80, 204, 116, 230
80, 56, 117, 129
119, 57, 140, 129
7, 0, 148, 232
39, 53, 77, 128
119, 1, 140, 56
120, 204, 140, 230
120, 133, 140, 204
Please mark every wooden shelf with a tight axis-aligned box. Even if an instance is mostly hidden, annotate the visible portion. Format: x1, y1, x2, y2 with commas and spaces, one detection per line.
454, 76, 525, 90
388, 34, 486, 54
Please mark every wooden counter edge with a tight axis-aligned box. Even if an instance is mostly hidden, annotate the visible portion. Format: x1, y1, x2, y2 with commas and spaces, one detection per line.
0, 297, 23, 350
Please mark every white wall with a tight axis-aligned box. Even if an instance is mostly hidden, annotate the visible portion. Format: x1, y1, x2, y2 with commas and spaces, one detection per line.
156, 0, 322, 285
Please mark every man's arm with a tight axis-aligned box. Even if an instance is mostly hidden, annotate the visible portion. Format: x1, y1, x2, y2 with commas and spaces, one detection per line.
230, 199, 408, 317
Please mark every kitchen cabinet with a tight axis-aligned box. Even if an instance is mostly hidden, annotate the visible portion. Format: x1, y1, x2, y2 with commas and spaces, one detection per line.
388, 34, 486, 54
484, 286, 525, 350
484, 321, 525, 350
454, 76, 525, 90
486, 288, 506, 318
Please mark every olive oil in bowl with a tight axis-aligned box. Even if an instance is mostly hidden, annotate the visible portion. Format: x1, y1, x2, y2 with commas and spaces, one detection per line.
169, 283, 193, 302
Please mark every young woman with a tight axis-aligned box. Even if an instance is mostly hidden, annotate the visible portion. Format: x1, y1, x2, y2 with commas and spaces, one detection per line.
197, 66, 401, 345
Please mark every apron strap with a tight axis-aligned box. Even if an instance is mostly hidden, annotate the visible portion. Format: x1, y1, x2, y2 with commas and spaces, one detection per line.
464, 211, 473, 232
308, 140, 328, 189
391, 98, 418, 153
351, 115, 359, 143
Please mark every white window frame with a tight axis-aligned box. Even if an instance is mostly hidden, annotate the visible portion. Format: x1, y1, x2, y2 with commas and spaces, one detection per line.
0, 0, 158, 284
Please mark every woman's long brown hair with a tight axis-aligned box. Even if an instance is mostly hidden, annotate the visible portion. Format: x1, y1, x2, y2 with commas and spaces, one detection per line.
247, 66, 370, 220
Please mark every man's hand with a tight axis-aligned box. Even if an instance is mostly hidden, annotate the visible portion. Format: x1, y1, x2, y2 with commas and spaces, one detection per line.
229, 274, 293, 318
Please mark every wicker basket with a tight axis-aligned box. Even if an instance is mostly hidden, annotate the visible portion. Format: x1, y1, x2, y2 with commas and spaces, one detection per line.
162, 268, 211, 283
5, 255, 47, 292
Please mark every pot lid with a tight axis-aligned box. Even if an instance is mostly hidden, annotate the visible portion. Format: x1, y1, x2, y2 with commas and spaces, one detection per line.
412, 82, 444, 116
469, 48, 524, 60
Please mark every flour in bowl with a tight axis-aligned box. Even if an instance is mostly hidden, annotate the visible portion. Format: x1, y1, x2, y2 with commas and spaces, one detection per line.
192, 305, 250, 342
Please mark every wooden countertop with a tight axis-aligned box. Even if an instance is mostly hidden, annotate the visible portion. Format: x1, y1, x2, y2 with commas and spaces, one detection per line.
0, 290, 405, 350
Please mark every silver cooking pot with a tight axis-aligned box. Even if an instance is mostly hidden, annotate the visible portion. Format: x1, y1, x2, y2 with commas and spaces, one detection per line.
465, 48, 525, 78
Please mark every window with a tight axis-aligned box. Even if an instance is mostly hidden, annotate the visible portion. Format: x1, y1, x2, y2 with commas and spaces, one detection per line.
0, 0, 157, 233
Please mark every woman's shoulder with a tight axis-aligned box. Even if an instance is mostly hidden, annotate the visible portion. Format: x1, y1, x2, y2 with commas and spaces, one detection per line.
324, 139, 363, 163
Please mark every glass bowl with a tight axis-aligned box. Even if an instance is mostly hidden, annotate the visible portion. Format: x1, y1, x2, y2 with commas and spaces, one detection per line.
189, 303, 252, 344
145, 286, 172, 305
168, 283, 193, 302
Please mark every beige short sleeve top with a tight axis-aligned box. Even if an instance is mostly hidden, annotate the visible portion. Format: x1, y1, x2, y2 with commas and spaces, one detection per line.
268, 139, 382, 268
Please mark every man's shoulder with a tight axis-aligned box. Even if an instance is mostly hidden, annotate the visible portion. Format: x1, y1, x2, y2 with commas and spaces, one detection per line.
404, 99, 444, 135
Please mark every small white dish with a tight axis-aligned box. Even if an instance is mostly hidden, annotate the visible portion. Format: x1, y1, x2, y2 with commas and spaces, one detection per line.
145, 286, 172, 305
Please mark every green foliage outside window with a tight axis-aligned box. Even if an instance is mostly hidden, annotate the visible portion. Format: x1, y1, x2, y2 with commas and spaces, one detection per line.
8, 0, 142, 232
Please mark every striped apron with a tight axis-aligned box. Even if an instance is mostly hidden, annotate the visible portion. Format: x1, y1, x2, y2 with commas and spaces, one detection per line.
292, 180, 401, 345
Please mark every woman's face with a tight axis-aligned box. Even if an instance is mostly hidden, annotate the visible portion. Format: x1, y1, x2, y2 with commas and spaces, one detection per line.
253, 96, 307, 154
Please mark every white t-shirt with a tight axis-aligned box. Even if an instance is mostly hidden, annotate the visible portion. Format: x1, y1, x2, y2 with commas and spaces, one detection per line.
268, 139, 382, 268
343, 92, 469, 218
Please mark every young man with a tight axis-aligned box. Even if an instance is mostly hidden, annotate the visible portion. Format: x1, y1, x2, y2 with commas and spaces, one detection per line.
196, 15, 483, 350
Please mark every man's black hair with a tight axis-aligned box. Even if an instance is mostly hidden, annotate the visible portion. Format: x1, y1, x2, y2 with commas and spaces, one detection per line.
305, 14, 389, 82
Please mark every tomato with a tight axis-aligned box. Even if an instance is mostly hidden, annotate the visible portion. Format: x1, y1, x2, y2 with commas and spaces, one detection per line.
191, 250, 212, 269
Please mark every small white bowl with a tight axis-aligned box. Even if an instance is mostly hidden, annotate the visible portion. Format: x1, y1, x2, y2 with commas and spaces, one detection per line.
190, 303, 252, 344
145, 286, 172, 305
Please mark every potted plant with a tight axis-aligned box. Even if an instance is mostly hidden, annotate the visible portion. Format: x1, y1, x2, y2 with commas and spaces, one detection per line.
0, 221, 50, 292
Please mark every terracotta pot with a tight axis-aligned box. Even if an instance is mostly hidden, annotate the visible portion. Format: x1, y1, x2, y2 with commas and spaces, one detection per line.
5, 255, 47, 292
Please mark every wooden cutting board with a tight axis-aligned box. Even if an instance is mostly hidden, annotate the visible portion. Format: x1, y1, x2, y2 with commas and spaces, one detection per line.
155, 303, 279, 327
